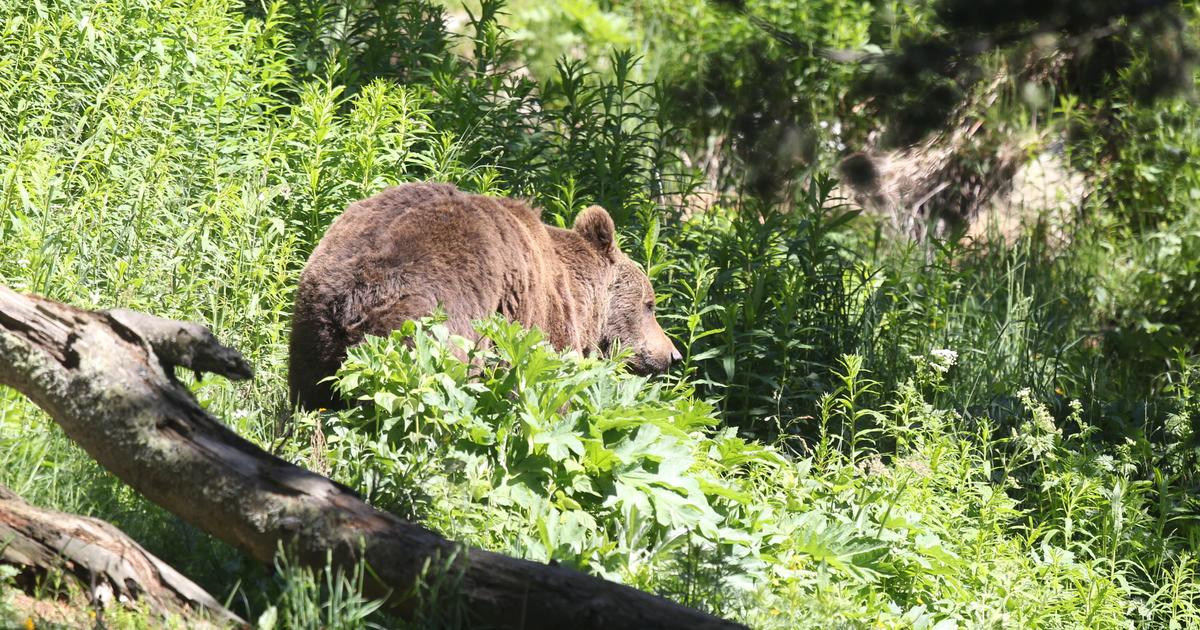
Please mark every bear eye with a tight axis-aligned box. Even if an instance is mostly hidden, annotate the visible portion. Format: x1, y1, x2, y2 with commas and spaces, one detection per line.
644, 300, 655, 313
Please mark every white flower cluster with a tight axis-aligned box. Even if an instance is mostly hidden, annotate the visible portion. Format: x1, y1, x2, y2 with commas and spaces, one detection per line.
928, 348, 958, 373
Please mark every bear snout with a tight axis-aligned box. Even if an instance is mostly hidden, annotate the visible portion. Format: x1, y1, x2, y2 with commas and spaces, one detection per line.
657, 333, 682, 368
631, 354, 669, 375
631, 338, 681, 375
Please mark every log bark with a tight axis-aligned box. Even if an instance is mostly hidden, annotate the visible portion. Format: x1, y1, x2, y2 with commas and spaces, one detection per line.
0, 285, 742, 629
0, 484, 242, 626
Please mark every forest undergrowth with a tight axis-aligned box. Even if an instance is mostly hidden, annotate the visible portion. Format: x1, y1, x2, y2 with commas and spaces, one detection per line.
1, 0, 1198, 628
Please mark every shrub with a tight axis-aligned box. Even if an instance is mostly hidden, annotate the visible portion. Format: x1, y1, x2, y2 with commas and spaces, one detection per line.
282, 318, 1200, 626
298, 317, 784, 594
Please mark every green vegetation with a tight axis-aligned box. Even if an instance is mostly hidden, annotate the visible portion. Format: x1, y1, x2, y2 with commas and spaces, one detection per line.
0, 0, 1198, 627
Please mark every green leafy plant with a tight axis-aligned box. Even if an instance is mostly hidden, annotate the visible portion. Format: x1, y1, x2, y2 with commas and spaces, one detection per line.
305, 317, 785, 589
292, 324, 1200, 626
657, 177, 868, 438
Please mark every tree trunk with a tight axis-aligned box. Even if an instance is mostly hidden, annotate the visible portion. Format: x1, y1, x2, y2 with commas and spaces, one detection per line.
0, 285, 742, 629
0, 484, 242, 626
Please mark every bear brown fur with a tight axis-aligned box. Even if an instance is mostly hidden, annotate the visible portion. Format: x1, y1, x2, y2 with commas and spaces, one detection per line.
288, 182, 680, 410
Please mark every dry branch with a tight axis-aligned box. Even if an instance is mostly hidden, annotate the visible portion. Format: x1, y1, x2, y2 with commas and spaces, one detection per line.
0, 484, 242, 625
0, 285, 742, 629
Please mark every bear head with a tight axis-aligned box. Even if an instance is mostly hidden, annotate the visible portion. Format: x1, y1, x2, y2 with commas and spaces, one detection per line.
574, 205, 681, 375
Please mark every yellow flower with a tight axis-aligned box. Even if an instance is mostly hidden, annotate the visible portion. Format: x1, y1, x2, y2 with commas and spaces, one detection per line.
24, 617, 35, 630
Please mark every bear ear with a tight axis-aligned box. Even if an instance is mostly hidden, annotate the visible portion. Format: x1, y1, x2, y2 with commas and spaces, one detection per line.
573, 205, 616, 258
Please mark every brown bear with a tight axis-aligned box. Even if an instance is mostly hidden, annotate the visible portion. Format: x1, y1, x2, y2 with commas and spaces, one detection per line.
288, 182, 681, 410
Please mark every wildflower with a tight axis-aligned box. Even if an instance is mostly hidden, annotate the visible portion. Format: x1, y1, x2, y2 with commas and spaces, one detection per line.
897, 457, 932, 477
858, 455, 890, 478
929, 349, 957, 373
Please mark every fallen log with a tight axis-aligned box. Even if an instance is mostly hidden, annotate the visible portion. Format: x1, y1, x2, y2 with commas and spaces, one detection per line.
0, 285, 742, 629
0, 484, 241, 626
